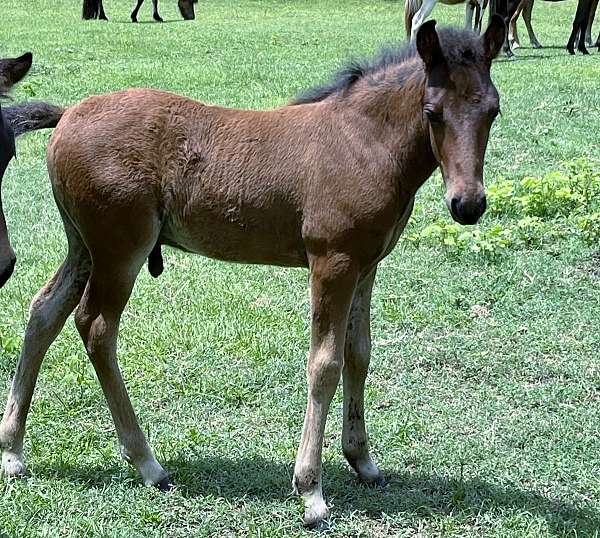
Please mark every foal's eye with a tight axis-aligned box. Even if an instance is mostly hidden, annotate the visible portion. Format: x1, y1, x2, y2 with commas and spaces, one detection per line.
425, 108, 444, 124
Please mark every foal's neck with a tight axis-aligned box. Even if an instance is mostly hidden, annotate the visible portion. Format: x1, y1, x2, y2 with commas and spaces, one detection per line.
345, 64, 438, 197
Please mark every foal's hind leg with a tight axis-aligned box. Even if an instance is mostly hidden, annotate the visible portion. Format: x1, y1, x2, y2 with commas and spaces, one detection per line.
0, 237, 90, 476
341, 269, 384, 486
130, 0, 145, 22
293, 253, 359, 528
74, 254, 169, 488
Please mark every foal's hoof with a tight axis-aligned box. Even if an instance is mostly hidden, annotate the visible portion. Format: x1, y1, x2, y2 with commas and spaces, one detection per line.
131, 15, 138, 22
303, 500, 330, 529
365, 473, 387, 488
155, 475, 175, 491
353, 458, 385, 487
1, 453, 27, 478
532, 41, 543, 49
153, 14, 164, 22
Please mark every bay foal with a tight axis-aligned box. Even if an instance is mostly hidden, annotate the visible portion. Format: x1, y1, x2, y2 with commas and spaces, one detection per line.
0, 20, 505, 526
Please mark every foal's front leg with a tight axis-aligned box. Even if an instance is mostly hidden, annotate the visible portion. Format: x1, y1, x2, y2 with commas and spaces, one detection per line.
342, 269, 384, 486
293, 253, 358, 528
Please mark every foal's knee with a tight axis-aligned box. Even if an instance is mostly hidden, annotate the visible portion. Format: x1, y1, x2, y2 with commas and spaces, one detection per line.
308, 348, 344, 393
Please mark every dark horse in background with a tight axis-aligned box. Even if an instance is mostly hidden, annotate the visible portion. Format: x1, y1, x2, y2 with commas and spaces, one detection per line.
510, 0, 598, 52
0, 53, 32, 288
82, 0, 197, 22
566, 0, 600, 53
494, 0, 599, 54
0, 53, 59, 289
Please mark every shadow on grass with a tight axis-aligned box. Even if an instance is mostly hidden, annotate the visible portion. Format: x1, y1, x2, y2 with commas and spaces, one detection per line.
41, 456, 599, 535
111, 19, 189, 24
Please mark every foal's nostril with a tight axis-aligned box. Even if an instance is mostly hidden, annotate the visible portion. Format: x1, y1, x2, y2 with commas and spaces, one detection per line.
450, 197, 461, 219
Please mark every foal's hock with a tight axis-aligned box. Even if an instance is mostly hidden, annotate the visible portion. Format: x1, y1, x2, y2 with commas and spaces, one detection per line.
0, 19, 505, 527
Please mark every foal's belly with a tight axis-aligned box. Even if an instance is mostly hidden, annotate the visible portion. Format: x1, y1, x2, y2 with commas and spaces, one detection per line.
161, 193, 308, 268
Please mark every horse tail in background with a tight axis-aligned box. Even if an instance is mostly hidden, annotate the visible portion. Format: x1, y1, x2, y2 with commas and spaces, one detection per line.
82, 0, 100, 19
405, 0, 423, 38
2, 102, 65, 137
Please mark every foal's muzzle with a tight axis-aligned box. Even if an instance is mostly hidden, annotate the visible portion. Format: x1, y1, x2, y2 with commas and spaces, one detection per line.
449, 194, 487, 225
0, 254, 16, 289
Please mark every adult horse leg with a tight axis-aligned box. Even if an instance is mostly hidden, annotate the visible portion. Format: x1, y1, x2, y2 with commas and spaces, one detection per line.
409, 0, 439, 40
567, 0, 592, 54
293, 253, 359, 527
130, 0, 145, 22
522, 0, 542, 47
98, 0, 108, 20
508, 0, 526, 49
585, 0, 598, 45
495, 0, 519, 57
475, 0, 488, 33
466, 0, 476, 31
177, 0, 197, 20
152, 0, 164, 22
0, 221, 90, 476
74, 245, 169, 488
341, 269, 383, 486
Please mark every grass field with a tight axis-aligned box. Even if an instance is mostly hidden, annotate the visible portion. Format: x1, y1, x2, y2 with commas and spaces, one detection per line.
1, 0, 600, 536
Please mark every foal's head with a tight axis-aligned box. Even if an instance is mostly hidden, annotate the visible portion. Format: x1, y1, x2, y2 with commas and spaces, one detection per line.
417, 17, 505, 225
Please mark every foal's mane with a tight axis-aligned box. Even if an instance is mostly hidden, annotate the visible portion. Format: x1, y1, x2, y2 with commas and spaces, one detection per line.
292, 27, 486, 105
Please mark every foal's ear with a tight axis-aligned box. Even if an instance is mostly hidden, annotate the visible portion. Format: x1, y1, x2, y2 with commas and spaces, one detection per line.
482, 15, 506, 62
0, 52, 33, 94
416, 20, 445, 71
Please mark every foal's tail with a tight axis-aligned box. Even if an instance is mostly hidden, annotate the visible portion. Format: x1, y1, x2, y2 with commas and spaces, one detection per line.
405, 0, 423, 38
82, 0, 100, 19
2, 101, 65, 137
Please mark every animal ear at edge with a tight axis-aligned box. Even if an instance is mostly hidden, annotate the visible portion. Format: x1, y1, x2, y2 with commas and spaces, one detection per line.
0, 52, 33, 93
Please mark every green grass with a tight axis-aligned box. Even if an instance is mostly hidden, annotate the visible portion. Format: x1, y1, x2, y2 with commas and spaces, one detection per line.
1, 0, 600, 536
